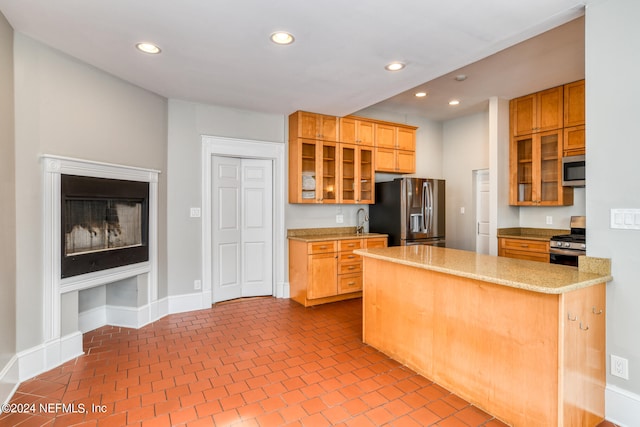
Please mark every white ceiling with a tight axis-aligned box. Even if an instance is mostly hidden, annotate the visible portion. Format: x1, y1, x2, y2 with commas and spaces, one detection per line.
0, 0, 586, 121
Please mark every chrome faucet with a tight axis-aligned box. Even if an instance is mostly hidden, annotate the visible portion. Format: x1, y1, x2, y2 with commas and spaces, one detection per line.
356, 208, 369, 235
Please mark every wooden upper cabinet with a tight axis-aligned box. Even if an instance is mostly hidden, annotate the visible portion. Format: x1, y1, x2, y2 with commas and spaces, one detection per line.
288, 139, 338, 204
537, 87, 564, 132
510, 130, 573, 206
373, 123, 416, 173
564, 79, 585, 128
564, 125, 585, 157
340, 117, 375, 146
375, 123, 396, 148
291, 111, 339, 142
511, 86, 563, 136
397, 127, 416, 151
338, 144, 374, 204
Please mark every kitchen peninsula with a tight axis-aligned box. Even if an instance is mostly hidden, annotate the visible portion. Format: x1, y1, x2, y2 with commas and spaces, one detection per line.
355, 245, 612, 427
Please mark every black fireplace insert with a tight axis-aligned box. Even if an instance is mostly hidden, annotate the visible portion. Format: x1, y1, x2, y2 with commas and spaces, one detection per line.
61, 174, 149, 278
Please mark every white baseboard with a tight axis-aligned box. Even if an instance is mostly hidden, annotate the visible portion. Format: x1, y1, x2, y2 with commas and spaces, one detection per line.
606, 384, 640, 427
78, 306, 107, 333
0, 355, 19, 405
277, 281, 290, 299
13, 332, 83, 386
168, 291, 211, 314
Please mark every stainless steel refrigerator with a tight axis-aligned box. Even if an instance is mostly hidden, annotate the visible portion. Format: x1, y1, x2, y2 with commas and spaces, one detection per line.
369, 178, 445, 246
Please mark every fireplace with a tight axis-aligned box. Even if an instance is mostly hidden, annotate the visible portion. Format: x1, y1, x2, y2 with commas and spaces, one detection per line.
61, 174, 149, 278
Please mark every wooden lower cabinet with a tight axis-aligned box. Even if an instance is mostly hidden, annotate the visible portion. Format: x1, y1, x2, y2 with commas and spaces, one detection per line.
362, 257, 605, 426
289, 236, 387, 307
498, 237, 550, 262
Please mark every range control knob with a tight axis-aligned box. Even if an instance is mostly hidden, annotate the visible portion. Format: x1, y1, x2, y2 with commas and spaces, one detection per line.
564, 242, 571, 248
581, 244, 586, 250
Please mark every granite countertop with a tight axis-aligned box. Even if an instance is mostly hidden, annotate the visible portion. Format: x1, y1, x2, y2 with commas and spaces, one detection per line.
355, 245, 612, 294
287, 227, 388, 242
497, 227, 570, 241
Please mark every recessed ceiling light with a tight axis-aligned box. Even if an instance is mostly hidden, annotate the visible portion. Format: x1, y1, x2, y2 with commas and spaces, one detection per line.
270, 31, 295, 45
385, 62, 406, 72
136, 42, 161, 54
454, 74, 467, 81
415, 92, 427, 98
449, 99, 461, 106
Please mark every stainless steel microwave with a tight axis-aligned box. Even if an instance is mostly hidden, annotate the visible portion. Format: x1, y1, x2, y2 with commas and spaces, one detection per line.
562, 155, 585, 187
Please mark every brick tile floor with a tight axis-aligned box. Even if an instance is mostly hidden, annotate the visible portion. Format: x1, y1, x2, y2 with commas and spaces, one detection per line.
1, 297, 619, 426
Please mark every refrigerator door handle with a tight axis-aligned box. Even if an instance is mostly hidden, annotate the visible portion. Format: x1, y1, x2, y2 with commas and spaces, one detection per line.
419, 183, 427, 232
424, 181, 433, 234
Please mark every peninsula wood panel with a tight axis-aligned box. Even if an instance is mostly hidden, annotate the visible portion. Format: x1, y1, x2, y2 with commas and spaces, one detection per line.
561, 284, 606, 426
361, 256, 605, 427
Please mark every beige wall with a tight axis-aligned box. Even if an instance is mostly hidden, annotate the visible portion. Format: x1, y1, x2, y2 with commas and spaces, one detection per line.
0, 12, 16, 360
442, 112, 490, 251
13, 34, 168, 351
587, 0, 640, 421
167, 99, 286, 297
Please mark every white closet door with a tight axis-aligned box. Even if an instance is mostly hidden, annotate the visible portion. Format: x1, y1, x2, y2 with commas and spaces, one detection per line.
240, 158, 273, 297
475, 169, 491, 254
212, 156, 242, 302
212, 156, 273, 303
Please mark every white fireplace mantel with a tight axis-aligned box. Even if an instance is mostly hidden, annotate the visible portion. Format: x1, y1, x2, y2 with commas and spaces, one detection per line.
42, 155, 160, 347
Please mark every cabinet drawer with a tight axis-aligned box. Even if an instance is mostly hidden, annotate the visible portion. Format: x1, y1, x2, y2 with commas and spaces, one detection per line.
339, 262, 362, 275
308, 241, 337, 254
501, 249, 550, 263
500, 238, 549, 253
365, 238, 387, 248
338, 273, 362, 294
339, 252, 361, 263
339, 239, 362, 251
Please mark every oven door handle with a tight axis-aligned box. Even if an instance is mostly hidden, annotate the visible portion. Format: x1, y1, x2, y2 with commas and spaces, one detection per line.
549, 248, 585, 256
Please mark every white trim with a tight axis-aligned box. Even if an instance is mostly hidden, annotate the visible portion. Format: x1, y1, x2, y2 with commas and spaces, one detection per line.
278, 281, 290, 299
0, 356, 19, 405
201, 136, 286, 302
15, 333, 83, 383
78, 306, 107, 333
168, 291, 212, 314
60, 263, 151, 294
606, 384, 640, 427
41, 155, 160, 342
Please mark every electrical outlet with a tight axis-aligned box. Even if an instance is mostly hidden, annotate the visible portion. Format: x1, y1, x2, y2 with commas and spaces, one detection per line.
190, 207, 201, 218
546, 216, 553, 225
611, 354, 629, 379
460, 207, 465, 214
194, 280, 202, 290
336, 214, 344, 223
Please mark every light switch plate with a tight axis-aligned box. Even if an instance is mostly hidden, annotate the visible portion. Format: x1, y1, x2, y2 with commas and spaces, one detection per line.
336, 214, 344, 224
610, 208, 640, 230
190, 207, 201, 218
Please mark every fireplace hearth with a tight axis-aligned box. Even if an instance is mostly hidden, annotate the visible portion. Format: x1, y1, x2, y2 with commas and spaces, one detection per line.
61, 175, 149, 278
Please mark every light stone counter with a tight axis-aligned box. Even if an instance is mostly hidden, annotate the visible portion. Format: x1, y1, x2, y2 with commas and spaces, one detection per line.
355, 245, 612, 294
497, 226, 569, 241
287, 227, 387, 242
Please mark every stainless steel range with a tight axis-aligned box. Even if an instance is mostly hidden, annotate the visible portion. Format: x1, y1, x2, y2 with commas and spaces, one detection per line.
550, 216, 586, 267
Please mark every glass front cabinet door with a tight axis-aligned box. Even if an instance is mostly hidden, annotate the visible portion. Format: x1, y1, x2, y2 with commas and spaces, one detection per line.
510, 130, 573, 206
339, 144, 374, 204
290, 139, 338, 204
